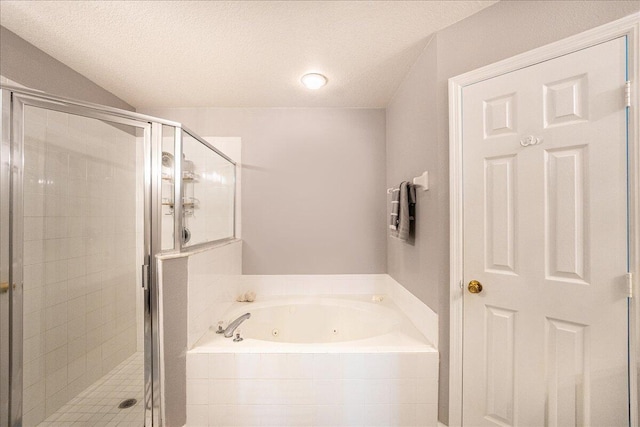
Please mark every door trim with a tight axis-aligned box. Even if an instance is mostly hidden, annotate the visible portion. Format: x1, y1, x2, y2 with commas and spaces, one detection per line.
448, 13, 640, 426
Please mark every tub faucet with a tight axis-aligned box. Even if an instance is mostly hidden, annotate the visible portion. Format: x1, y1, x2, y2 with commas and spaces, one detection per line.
221, 313, 251, 338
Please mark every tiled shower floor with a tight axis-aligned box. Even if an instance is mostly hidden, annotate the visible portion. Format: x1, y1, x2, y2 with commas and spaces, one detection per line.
37, 352, 145, 427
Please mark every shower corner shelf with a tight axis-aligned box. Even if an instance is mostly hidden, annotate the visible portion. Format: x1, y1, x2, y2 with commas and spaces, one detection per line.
161, 174, 199, 183
162, 157, 198, 217
162, 201, 196, 209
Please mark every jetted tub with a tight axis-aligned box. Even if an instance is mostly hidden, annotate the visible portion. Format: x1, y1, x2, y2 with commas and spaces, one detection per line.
195, 295, 434, 350
187, 295, 439, 426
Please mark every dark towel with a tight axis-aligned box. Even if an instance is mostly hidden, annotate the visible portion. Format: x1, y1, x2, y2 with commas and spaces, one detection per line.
391, 181, 416, 241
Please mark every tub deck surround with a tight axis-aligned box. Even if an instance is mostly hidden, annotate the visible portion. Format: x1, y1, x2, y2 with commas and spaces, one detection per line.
187, 293, 438, 426
186, 272, 438, 351
182, 272, 439, 425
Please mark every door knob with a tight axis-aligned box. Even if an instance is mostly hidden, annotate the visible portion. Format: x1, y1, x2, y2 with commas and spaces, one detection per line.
468, 280, 483, 294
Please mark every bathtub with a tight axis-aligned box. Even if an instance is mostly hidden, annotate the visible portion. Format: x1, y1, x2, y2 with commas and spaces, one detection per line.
186, 295, 439, 426
194, 295, 434, 351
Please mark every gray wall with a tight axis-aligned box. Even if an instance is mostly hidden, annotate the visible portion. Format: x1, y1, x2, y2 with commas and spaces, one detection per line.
386, 35, 440, 323
0, 26, 133, 110
385, 34, 448, 421
140, 107, 388, 275
385, 1, 640, 423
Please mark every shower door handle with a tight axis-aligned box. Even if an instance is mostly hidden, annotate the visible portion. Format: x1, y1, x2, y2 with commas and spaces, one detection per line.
141, 264, 150, 290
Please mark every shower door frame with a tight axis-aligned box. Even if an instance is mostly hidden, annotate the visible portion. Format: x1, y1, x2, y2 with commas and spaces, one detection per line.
0, 85, 173, 427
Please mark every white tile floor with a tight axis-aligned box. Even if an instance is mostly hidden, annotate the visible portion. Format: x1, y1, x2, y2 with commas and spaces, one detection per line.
37, 352, 145, 427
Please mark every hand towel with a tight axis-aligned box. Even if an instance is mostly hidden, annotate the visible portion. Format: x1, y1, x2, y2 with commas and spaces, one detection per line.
392, 181, 416, 241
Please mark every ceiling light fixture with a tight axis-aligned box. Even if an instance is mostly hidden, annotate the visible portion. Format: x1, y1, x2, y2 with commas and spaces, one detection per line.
301, 73, 328, 90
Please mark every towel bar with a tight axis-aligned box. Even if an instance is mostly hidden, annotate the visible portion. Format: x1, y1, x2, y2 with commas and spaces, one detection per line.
386, 171, 429, 194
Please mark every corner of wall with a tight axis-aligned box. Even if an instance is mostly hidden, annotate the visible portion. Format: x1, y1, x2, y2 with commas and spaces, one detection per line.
0, 25, 134, 110
384, 29, 440, 315
384, 275, 438, 348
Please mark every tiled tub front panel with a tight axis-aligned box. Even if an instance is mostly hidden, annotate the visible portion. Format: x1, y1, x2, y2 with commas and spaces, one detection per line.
186, 351, 438, 426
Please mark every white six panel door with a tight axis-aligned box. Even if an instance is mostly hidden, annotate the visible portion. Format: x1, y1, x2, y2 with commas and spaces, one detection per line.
462, 37, 628, 426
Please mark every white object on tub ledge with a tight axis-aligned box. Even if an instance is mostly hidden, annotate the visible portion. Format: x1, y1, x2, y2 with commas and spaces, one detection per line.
236, 291, 256, 302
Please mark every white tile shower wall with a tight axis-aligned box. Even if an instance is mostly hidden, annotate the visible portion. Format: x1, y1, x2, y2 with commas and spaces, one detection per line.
22, 107, 139, 425
186, 351, 438, 426
161, 133, 175, 251
188, 240, 243, 348
204, 137, 242, 239
237, 274, 388, 299
182, 137, 236, 246
135, 136, 145, 352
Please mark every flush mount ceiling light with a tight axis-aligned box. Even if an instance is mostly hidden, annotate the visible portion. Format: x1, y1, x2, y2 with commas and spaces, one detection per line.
301, 73, 328, 90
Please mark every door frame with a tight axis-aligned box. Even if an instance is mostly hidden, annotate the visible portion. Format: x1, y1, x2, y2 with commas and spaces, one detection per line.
0, 85, 173, 426
448, 13, 640, 426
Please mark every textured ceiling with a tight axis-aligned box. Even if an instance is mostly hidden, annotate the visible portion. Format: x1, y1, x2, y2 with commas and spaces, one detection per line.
0, 1, 497, 108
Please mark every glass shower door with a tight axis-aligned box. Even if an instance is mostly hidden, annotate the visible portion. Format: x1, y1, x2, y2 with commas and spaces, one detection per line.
17, 101, 151, 426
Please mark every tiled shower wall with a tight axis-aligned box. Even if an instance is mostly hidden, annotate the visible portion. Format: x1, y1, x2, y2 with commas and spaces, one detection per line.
182, 134, 235, 248
187, 240, 243, 349
22, 106, 140, 425
161, 136, 239, 251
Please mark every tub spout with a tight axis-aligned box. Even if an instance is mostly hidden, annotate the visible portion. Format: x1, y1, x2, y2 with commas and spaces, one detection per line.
223, 313, 251, 338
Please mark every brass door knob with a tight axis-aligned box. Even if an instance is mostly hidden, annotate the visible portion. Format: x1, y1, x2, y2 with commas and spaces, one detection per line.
0, 282, 9, 294
468, 280, 483, 294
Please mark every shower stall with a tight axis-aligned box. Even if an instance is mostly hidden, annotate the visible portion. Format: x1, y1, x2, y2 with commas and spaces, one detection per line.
0, 85, 236, 427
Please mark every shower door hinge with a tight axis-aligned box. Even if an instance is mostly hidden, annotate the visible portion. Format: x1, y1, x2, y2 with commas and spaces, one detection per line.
627, 272, 634, 298
625, 81, 632, 108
